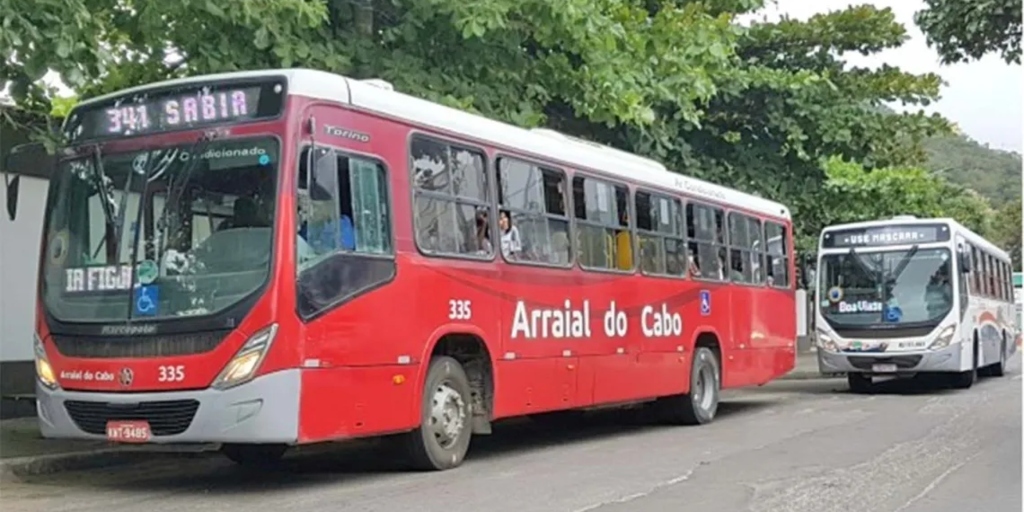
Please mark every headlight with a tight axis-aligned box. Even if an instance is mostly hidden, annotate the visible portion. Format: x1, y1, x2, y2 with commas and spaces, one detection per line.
929, 325, 957, 350
212, 324, 278, 390
816, 330, 840, 352
34, 333, 58, 390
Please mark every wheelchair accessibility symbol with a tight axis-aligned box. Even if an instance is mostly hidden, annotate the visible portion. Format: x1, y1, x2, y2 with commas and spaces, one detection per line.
134, 285, 160, 316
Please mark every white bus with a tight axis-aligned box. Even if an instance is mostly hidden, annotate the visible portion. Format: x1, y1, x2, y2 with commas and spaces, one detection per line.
814, 216, 1017, 392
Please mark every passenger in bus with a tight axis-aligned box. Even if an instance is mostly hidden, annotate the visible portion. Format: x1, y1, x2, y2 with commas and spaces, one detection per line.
499, 209, 522, 259
925, 266, 952, 316
615, 209, 633, 271
686, 244, 702, 278
716, 247, 728, 280
475, 208, 493, 254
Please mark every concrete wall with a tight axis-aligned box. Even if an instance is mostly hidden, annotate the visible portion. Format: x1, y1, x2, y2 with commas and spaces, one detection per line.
1, 114, 50, 401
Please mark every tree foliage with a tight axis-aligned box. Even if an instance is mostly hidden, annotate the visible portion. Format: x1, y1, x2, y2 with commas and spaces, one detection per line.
922, 134, 1022, 207
819, 156, 994, 238
991, 197, 1023, 268
915, 0, 1023, 65
2, 0, 992, 258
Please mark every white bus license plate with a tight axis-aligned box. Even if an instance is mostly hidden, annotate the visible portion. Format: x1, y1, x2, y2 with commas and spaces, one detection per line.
872, 364, 897, 373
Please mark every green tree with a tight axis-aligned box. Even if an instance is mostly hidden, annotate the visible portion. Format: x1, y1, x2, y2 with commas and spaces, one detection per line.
914, 0, 1022, 64
818, 156, 994, 239
991, 197, 1023, 268
2, 0, 958, 254
1, 0, 743, 133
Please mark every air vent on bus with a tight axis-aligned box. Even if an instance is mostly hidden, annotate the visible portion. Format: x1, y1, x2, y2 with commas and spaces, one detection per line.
891, 215, 917, 220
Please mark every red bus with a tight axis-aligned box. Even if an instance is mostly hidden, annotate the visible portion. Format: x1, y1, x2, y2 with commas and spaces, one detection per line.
3, 69, 796, 471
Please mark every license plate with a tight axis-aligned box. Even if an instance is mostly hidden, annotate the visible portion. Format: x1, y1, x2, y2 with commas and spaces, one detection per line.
872, 363, 897, 373
106, 420, 151, 443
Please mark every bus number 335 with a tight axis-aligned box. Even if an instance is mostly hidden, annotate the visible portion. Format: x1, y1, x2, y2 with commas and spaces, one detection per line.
158, 365, 185, 382
448, 299, 473, 320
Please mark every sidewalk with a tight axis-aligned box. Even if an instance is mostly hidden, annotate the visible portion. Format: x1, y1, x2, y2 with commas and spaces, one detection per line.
0, 417, 146, 481
780, 349, 845, 380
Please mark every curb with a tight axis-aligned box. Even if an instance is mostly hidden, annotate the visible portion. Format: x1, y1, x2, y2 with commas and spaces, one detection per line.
0, 448, 156, 482
779, 370, 846, 381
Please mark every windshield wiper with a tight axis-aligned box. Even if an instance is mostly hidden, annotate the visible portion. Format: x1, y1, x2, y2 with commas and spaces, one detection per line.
86, 144, 121, 263
889, 244, 919, 281
124, 133, 213, 321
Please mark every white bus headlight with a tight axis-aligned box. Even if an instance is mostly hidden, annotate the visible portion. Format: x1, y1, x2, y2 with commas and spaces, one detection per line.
929, 325, 956, 350
34, 333, 58, 390
816, 330, 840, 352
212, 324, 278, 390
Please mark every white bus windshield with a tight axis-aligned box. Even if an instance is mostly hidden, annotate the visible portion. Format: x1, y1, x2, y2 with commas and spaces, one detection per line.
818, 247, 953, 328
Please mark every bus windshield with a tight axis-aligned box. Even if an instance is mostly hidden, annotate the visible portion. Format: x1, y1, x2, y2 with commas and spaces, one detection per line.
818, 247, 954, 328
41, 136, 279, 323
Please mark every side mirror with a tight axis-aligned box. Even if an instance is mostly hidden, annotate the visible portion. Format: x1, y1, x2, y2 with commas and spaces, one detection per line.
5, 174, 20, 221
958, 249, 972, 273
4, 142, 52, 221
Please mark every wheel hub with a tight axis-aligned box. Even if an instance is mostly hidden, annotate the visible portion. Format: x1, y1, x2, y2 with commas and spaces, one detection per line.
430, 382, 466, 449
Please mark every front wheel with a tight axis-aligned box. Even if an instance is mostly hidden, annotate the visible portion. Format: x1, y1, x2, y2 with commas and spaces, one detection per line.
403, 356, 473, 471
847, 373, 873, 394
951, 340, 978, 389
658, 346, 720, 425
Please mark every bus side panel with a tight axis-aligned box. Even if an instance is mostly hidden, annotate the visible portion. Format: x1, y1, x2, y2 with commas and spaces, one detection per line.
724, 285, 756, 388
492, 358, 578, 417
298, 365, 417, 442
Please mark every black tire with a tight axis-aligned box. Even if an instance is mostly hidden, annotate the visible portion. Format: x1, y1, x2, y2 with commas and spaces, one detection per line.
403, 356, 473, 471
951, 338, 979, 389
658, 346, 720, 425
847, 373, 873, 394
221, 443, 288, 467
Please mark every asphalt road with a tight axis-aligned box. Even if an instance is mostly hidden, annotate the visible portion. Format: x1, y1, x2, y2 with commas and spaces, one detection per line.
3, 357, 1020, 512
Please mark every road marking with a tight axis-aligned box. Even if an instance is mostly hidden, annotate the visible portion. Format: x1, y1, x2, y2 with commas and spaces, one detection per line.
891, 454, 975, 512
571, 468, 696, 512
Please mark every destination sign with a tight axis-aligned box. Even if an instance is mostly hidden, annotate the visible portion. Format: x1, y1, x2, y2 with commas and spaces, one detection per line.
822, 223, 949, 248
65, 77, 287, 142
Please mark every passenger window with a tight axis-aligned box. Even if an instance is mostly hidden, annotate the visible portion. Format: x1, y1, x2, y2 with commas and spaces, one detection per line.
764, 221, 790, 288
726, 213, 762, 284
686, 202, 725, 280
572, 175, 632, 271
497, 157, 570, 265
297, 148, 392, 269
295, 146, 396, 319
635, 190, 685, 277
970, 246, 981, 294
410, 136, 491, 257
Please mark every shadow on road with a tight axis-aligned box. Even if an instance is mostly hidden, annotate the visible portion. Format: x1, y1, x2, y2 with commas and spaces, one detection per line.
768, 369, 1016, 397
19, 396, 779, 493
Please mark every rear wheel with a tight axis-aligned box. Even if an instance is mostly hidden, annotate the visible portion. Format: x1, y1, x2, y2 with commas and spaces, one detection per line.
221, 443, 288, 467
658, 346, 720, 425
981, 336, 1007, 377
403, 356, 473, 471
847, 373, 873, 394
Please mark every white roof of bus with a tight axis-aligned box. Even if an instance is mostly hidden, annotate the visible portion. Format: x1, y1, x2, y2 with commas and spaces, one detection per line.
820, 216, 1010, 261
74, 68, 791, 220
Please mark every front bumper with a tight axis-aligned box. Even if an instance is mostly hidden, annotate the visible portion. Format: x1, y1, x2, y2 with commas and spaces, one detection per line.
36, 369, 300, 444
818, 342, 964, 375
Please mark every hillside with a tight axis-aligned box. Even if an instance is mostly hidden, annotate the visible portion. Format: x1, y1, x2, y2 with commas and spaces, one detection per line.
922, 134, 1022, 206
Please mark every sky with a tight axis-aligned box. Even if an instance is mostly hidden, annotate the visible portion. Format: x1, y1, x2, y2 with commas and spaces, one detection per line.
763, 0, 1023, 153
8, 0, 1022, 153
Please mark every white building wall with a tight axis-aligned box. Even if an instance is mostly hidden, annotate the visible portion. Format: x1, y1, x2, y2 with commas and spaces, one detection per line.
0, 175, 48, 363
